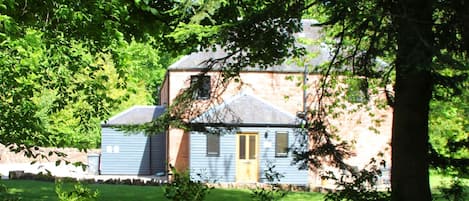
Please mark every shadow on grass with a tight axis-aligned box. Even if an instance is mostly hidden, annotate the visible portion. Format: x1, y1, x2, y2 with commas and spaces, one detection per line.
206, 188, 324, 201
2, 180, 57, 201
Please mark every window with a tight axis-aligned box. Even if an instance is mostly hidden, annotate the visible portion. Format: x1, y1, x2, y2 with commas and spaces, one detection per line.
238, 134, 257, 160
275, 132, 288, 157
206, 134, 220, 156
191, 75, 211, 100
239, 135, 246, 159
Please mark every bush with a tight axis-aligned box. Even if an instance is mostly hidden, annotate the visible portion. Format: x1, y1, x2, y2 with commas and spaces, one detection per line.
55, 180, 99, 201
164, 167, 212, 201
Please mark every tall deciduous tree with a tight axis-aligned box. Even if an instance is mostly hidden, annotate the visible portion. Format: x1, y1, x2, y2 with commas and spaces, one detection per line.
304, 1, 468, 200
392, 1, 433, 200
0, 0, 171, 153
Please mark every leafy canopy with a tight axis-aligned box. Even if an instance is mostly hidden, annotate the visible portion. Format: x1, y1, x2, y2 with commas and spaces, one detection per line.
0, 0, 169, 155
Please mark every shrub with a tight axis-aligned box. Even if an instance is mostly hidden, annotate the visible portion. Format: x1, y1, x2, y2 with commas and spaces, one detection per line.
164, 167, 212, 201
55, 180, 99, 201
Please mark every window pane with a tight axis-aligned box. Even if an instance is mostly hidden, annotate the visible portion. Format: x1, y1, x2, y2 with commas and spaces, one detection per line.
249, 135, 256, 159
239, 136, 246, 159
190, 75, 211, 100
200, 76, 211, 99
207, 134, 219, 156
275, 132, 288, 157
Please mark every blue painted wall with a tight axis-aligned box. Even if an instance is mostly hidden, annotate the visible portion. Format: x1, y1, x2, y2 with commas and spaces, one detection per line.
100, 128, 166, 175
189, 127, 309, 184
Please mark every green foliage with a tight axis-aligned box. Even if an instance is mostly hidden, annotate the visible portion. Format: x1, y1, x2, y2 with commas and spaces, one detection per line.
164, 167, 213, 201
429, 75, 469, 172
251, 161, 288, 201
0, 3, 128, 151
114, 38, 171, 104
345, 77, 369, 104
142, 0, 305, 70
55, 180, 99, 201
0, 29, 130, 150
437, 177, 467, 201
0, 0, 171, 151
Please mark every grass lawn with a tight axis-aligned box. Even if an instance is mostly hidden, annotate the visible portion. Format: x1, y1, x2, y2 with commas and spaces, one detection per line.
2, 175, 467, 201
430, 171, 469, 200
0, 180, 323, 201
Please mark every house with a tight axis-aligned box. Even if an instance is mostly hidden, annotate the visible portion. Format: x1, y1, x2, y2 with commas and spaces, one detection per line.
158, 20, 392, 187
99, 20, 392, 188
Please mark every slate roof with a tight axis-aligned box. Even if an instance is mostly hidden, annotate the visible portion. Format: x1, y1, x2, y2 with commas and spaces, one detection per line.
191, 93, 299, 126
168, 19, 331, 73
101, 106, 165, 126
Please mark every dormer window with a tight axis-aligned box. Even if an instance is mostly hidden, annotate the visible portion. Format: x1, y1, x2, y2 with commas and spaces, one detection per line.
191, 75, 211, 100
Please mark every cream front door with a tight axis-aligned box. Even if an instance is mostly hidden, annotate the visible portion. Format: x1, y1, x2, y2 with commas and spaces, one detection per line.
236, 133, 259, 183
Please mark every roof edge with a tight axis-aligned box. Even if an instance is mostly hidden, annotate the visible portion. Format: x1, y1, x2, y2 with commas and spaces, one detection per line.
188, 122, 302, 129
101, 105, 165, 126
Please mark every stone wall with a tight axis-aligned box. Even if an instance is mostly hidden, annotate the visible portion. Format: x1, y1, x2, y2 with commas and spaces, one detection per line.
0, 144, 99, 164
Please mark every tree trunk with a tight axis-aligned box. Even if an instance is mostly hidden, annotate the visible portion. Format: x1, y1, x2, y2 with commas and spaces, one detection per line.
391, 0, 434, 200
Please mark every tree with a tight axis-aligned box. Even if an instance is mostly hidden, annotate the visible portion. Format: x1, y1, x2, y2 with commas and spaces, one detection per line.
0, 0, 170, 154
303, 1, 468, 200
392, 1, 433, 199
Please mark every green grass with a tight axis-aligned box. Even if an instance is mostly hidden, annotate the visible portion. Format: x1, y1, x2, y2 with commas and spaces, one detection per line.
1, 180, 166, 201
0, 180, 323, 201
2, 174, 467, 201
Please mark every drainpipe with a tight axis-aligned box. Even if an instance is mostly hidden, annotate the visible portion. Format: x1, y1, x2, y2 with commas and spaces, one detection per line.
303, 64, 308, 114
